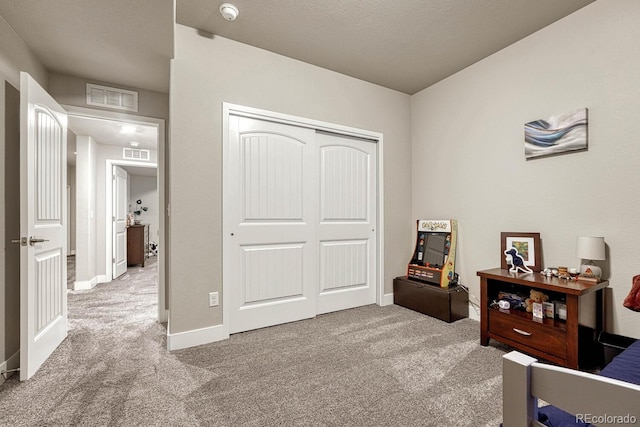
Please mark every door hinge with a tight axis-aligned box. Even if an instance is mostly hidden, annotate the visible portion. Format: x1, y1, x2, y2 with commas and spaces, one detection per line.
112, 258, 115, 264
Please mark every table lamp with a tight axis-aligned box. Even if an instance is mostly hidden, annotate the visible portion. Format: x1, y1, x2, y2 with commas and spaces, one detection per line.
575, 236, 605, 277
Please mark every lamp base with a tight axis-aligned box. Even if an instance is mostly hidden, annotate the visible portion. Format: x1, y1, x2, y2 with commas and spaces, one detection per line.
580, 263, 602, 277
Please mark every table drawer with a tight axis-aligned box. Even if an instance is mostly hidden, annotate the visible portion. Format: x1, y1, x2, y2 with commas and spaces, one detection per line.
489, 310, 566, 359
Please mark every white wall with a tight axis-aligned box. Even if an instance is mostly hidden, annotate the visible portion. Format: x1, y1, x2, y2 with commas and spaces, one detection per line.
129, 175, 158, 245
75, 136, 98, 283
0, 15, 47, 89
67, 132, 76, 254
411, 0, 640, 338
170, 26, 412, 334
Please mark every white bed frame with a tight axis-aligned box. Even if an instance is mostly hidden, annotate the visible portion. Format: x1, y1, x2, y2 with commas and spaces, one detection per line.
503, 351, 640, 427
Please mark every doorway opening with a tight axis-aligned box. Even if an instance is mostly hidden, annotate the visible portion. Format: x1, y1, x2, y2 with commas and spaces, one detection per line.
65, 105, 166, 323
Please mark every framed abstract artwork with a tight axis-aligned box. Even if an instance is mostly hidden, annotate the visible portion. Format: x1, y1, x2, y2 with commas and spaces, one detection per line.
524, 108, 588, 159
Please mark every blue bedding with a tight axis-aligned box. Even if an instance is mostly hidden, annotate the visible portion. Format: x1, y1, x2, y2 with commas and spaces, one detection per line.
537, 339, 640, 426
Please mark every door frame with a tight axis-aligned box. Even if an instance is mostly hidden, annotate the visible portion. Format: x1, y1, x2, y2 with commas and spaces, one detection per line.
67, 185, 71, 254
222, 102, 385, 336
63, 105, 167, 323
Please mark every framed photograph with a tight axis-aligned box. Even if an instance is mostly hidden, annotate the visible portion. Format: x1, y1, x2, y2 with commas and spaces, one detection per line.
501, 232, 542, 272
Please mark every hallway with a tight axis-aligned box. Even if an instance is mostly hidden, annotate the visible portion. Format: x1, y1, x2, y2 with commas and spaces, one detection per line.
67, 256, 159, 328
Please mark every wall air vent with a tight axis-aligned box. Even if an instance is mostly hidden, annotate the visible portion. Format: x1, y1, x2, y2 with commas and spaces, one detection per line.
123, 148, 150, 161
86, 83, 139, 112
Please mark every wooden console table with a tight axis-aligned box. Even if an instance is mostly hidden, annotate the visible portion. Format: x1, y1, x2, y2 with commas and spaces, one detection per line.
127, 224, 149, 267
477, 268, 608, 369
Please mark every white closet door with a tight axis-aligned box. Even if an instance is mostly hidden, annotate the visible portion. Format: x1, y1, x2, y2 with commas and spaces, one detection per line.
227, 116, 317, 334
316, 132, 377, 314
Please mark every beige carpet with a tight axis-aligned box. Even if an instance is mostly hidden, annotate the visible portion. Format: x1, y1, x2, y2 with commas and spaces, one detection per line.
0, 262, 506, 426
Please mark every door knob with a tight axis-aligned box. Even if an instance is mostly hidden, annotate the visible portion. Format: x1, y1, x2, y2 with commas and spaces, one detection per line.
29, 237, 49, 246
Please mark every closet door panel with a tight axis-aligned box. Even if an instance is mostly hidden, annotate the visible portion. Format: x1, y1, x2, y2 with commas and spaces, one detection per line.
316, 133, 377, 314
227, 116, 317, 334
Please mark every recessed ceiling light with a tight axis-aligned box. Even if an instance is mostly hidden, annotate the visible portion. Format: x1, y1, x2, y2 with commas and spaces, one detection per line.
219, 3, 239, 21
121, 125, 136, 134
129, 141, 140, 147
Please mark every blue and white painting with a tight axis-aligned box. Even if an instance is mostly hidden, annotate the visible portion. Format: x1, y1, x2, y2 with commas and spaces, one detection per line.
524, 108, 588, 159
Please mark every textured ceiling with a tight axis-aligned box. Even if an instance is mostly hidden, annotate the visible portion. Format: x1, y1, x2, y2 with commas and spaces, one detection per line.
0, 0, 593, 95
0, 0, 174, 93
176, 0, 594, 94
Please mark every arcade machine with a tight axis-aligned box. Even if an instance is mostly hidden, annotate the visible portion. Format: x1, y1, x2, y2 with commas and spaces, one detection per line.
394, 219, 467, 322
407, 219, 458, 287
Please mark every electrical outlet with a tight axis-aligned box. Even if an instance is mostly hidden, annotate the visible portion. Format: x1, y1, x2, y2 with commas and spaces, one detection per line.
209, 292, 219, 307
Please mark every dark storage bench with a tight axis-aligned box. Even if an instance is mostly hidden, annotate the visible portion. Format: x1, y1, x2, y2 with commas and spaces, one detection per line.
393, 276, 468, 323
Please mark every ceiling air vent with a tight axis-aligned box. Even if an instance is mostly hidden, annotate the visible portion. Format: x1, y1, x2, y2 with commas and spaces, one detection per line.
123, 148, 150, 161
86, 83, 139, 112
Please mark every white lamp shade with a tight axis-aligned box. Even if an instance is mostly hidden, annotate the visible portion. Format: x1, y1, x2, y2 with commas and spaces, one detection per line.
575, 236, 605, 261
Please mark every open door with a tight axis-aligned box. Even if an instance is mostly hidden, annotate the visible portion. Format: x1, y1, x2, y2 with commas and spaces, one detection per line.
113, 166, 128, 278
19, 72, 68, 380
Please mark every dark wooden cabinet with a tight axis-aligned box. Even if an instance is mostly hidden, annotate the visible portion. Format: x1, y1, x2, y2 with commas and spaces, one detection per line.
477, 268, 608, 369
127, 224, 149, 267
393, 276, 468, 323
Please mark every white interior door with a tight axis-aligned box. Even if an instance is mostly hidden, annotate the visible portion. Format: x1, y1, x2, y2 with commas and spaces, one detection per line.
19, 72, 68, 381
113, 166, 128, 278
316, 132, 377, 314
227, 116, 317, 334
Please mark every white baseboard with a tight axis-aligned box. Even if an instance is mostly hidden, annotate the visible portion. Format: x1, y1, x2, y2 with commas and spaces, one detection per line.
380, 292, 394, 306
0, 350, 20, 384
167, 324, 229, 351
73, 280, 95, 291
74, 274, 110, 291
468, 302, 480, 321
